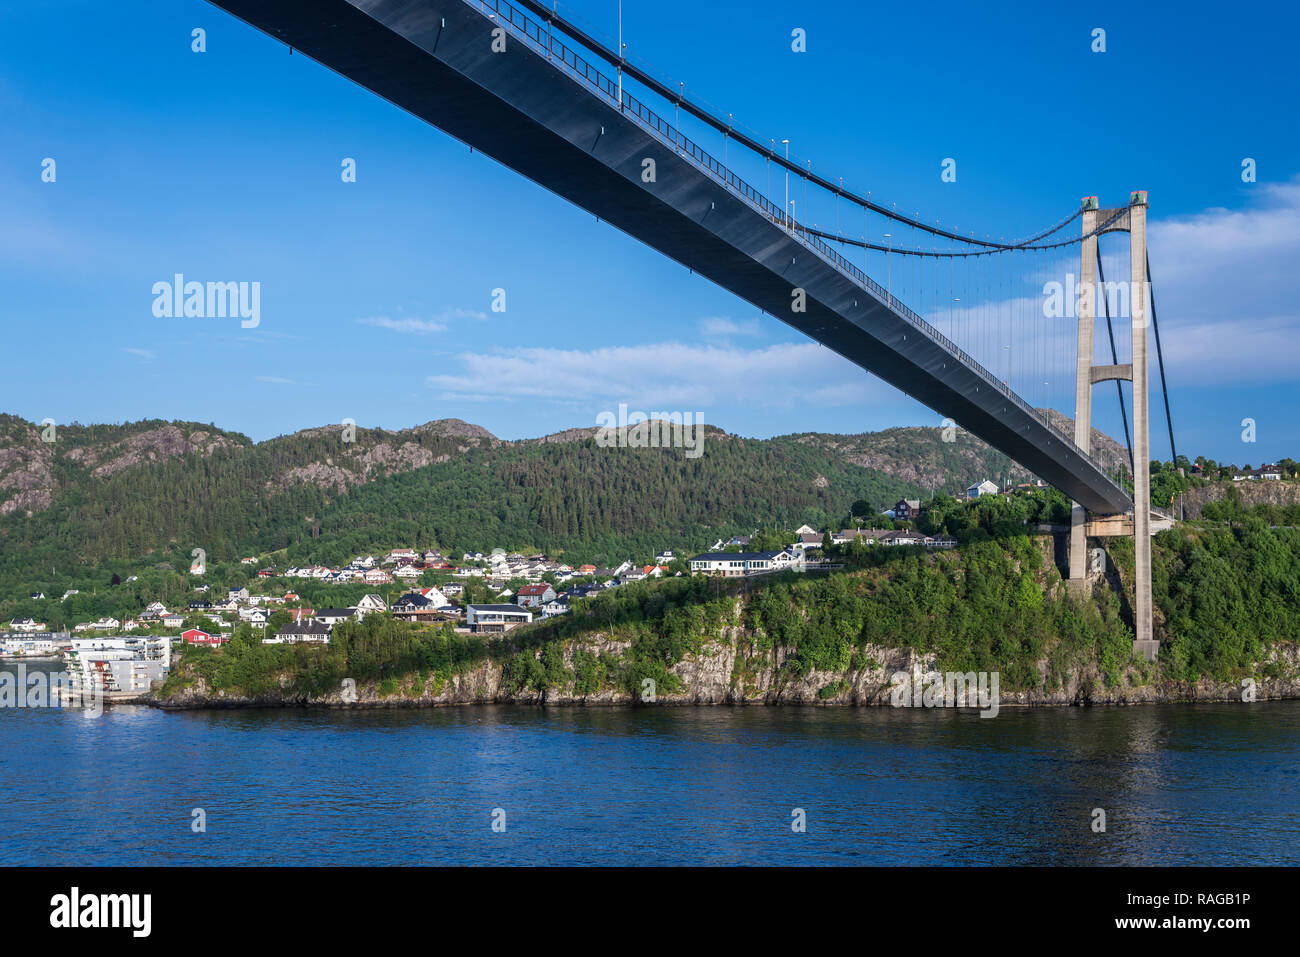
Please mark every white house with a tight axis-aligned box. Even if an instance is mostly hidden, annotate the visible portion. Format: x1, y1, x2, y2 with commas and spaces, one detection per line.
833, 528, 893, 546
1, 635, 56, 655
541, 596, 571, 618
967, 480, 999, 499
266, 621, 332, 645
1234, 465, 1282, 481
466, 604, 533, 634
882, 530, 925, 546
356, 594, 388, 614
239, 608, 269, 628
421, 587, 451, 608
689, 550, 799, 577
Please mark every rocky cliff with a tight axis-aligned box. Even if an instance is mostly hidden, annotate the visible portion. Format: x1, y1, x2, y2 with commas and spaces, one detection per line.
1180, 480, 1300, 519
150, 632, 1300, 711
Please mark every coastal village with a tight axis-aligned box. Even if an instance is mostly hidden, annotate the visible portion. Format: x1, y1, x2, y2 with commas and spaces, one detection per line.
7, 462, 1286, 696
0, 482, 996, 696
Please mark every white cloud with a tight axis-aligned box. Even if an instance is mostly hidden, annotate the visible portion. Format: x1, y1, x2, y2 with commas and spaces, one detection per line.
449, 308, 490, 322
355, 307, 488, 335
1145, 179, 1300, 384
122, 347, 155, 360
700, 316, 762, 338
357, 316, 448, 334
256, 375, 300, 385
427, 341, 904, 414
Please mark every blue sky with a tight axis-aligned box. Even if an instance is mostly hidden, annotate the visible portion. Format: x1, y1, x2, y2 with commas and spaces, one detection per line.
2, 0, 1297, 466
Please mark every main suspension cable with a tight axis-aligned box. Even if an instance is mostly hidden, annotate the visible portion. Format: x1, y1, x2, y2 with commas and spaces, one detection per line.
1147, 252, 1178, 467
1097, 251, 1134, 472
513, 0, 1084, 249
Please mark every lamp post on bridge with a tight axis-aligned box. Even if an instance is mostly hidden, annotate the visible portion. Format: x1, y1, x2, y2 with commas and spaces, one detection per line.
884, 232, 892, 301
782, 139, 790, 229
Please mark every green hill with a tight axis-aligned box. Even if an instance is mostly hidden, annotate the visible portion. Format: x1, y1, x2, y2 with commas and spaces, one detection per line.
1, 413, 937, 594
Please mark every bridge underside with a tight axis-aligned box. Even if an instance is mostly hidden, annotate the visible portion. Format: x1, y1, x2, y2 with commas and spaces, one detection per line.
206, 0, 1132, 515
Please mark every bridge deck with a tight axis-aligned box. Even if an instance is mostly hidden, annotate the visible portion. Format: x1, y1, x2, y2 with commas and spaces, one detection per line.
206, 0, 1133, 515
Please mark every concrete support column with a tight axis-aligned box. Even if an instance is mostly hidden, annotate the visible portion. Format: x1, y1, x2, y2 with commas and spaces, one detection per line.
1069, 200, 1099, 585
1129, 193, 1157, 660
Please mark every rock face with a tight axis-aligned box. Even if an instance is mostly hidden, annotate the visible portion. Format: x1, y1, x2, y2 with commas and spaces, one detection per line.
1180, 480, 1300, 519
0, 419, 55, 516
73, 426, 238, 479
409, 419, 498, 444
0, 415, 244, 515
273, 441, 445, 493
530, 427, 600, 445
151, 635, 1300, 711
265, 419, 496, 492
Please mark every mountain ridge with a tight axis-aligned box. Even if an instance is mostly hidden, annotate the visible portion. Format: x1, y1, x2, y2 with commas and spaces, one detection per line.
0, 411, 1126, 573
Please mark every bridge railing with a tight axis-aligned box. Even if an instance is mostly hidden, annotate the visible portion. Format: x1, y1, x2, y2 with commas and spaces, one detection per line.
468, 0, 1110, 476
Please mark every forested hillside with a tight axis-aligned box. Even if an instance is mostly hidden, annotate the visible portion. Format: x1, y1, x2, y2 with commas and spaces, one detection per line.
1, 414, 929, 592
789, 413, 1130, 493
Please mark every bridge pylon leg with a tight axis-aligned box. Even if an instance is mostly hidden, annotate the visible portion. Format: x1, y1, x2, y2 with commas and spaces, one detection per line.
1130, 194, 1157, 661
1067, 199, 1099, 591
1068, 194, 1156, 661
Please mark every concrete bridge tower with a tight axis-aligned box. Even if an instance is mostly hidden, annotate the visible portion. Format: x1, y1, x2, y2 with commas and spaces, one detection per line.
1068, 192, 1156, 661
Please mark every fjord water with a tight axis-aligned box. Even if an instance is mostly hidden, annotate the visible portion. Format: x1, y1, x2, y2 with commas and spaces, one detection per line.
1, 690, 1296, 865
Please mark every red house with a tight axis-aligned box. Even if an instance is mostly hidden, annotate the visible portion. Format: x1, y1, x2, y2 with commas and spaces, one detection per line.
515, 583, 556, 608
182, 628, 225, 646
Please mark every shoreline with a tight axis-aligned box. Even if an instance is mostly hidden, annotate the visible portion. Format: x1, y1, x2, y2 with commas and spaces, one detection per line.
144, 637, 1300, 712
136, 684, 1293, 711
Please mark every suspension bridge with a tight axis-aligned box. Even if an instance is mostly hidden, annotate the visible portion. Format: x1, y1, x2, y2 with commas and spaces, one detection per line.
206, 0, 1179, 659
